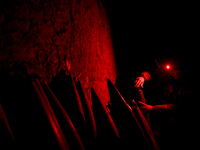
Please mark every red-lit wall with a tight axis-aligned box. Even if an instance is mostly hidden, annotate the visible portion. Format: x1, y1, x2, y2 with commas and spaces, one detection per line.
0, 0, 117, 106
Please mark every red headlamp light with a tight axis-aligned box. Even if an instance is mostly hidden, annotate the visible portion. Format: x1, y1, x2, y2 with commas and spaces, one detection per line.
166, 65, 170, 70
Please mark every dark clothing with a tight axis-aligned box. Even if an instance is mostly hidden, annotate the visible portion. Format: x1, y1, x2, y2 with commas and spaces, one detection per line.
115, 67, 193, 150
144, 69, 192, 150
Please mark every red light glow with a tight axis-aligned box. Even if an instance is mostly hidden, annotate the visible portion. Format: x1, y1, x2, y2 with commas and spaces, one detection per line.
166, 65, 170, 70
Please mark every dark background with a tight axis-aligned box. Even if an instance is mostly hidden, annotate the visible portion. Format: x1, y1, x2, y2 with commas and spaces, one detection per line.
104, 0, 196, 74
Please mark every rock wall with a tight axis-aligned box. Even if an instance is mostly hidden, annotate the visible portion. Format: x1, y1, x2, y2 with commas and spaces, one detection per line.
0, 0, 117, 106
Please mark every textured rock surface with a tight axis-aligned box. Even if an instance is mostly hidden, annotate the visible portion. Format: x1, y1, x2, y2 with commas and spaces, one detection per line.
0, 0, 117, 106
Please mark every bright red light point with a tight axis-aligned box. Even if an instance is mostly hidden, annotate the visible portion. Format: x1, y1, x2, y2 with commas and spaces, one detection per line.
166, 65, 170, 69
